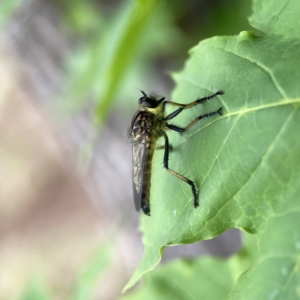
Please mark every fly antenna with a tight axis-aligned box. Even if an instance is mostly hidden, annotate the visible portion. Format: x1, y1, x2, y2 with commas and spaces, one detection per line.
136, 88, 148, 97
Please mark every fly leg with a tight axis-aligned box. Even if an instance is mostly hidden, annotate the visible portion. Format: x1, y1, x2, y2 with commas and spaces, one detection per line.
167, 107, 222, 133
155, 144, 172, 151
161, 131, 198, 207
163, 90, 224, 121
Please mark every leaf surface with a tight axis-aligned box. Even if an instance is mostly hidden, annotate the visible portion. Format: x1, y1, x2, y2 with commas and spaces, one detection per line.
122, 234, 255, 300
124, 0, 300, 297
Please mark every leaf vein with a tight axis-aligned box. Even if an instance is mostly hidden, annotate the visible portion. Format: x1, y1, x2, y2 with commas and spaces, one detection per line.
213, 47, 289, 99
195, 107, 297, 235
177, 95, 300, 147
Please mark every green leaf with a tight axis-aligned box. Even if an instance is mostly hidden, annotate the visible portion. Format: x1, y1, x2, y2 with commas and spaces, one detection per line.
122, 233, 256, 300
94, 0, 159, 124
124, 0, 300, 297
18, 276, 50, 300
122, 258, 236, 300
60, 0, 161, 125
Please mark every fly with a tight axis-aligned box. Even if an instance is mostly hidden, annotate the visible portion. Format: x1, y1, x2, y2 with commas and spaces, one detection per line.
130, 89, 224, 216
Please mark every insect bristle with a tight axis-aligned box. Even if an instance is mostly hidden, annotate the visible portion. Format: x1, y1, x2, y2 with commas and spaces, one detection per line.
149, 90, 163, 100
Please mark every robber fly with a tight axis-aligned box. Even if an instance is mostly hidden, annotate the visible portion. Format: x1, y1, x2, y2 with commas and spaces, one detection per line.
130, 89, 224, 216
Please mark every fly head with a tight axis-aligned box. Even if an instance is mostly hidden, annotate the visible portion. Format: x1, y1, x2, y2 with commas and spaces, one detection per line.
138, 90, 165, 109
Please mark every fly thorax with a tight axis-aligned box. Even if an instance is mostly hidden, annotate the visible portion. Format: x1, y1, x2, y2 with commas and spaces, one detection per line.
131, 111, 153, 142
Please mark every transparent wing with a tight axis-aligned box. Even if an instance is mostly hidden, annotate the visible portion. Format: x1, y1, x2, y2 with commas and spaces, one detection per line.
132, 140, 147, 211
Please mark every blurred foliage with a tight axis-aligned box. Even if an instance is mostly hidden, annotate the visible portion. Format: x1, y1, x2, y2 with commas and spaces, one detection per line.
122, 234, 257, 300
58, 0, 180, 123
59, 0, 252, 126
17, 244, 112, 300
62, 0, 104, 35
72, 243, 113, 300
18, 276, 50, 300
0, 0, 22, 27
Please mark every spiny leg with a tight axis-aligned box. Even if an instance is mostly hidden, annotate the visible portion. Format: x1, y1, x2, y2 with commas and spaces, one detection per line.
161, 131, 198, 207
163, 90, 224, 121
167, 107, 222, 133
182, 90, 224, 109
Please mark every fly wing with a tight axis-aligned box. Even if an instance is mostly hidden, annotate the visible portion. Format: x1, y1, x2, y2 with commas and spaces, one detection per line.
132, 140, 147, 211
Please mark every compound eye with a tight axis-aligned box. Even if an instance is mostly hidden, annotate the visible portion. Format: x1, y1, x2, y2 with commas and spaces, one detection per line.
138, 97, 145, 105
139, 97, 157, 108
143, 99, 153, 108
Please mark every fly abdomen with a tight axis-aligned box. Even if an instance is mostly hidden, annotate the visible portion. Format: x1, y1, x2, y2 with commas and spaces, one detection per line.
140, 148, 154, 215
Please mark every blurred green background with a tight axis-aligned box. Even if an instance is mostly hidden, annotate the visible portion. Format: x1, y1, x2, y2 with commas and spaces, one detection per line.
0, 0, 251, 299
